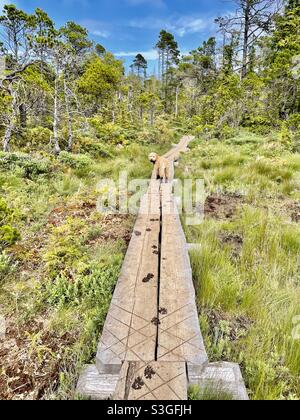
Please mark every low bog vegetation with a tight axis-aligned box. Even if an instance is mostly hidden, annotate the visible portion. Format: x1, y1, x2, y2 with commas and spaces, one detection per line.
0, 123, 173, 400
179, 130, 300, 400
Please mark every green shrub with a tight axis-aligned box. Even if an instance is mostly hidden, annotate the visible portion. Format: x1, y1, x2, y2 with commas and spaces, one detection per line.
287, 114, 300, 132
0, 251, 12, 281
286, 114, 300, 153
244, 116, 273, 135
58, 152, 93, 173
76, 136, 114, 158
0, 152, 52, 178
0, 225, 20, 249
25, 127, 52, 149
0, 198, 20, 250
280, 122, 292, 147
214, 125, 238, 140
43, 218, 92, 279
0, 198, 12, 224
88, 120, 128, 145
44, 222, 86, 279
45, 264, 119, 308
188, 138, 200, 150
292, 133, 300, 153
53, 173, 82, 196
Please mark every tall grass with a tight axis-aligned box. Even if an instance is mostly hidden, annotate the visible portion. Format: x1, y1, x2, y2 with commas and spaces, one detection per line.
181, 131, 300, 400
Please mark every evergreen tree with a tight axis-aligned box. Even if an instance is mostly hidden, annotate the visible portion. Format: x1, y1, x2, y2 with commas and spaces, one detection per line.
95, 43, 106, 56
156, 30, 180, 82
155, 30, 180, 110
131, 54, 148, 79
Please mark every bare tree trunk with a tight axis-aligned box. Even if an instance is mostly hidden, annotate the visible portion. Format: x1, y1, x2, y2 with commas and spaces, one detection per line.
242, 1, 251, 79
127, 86, 132, 112
19, 103, 27, 129
149, 108, 154, 126
112, 94, 117, 123
162, 52, 165, 88
3, 84, 18, 152
64, 78, 73, 152
158, 51, 161, 81
175, 86, 179, 118
53, 76, 61, 154
140, 107, 143, 123
3, 123, 13, 152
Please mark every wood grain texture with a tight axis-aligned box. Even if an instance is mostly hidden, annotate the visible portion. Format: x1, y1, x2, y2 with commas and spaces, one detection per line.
114, 361, 187, 401
157, 184, 208, 367
96, 181, 161, 373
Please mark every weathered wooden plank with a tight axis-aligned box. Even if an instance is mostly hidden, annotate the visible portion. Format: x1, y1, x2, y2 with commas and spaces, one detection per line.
96, 180, 161, 373
114, 361, 187, 401
157, 184, 208, 369
164, 135, 193, 163
123, 187, 160, 363
77, 365, 119, 400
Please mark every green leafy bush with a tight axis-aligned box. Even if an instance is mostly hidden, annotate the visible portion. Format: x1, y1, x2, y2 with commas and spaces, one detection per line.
25, 127, 52, 149
292, 133, 300, 153
88, 120, 128, 145
76, 136, 114, 158
58, 152, 93, 171
0, 198, 20, 250
0, 152, 52, 178
45, 264, 119, 308
44, 218, 88, 279
214, 124, 238, 140
0, 251, 12, 281
0, 225, 20, 249
287, 114, 300, 152
280, 122, 292, 147
244, 116, 273, 135
287, 114, 300, 132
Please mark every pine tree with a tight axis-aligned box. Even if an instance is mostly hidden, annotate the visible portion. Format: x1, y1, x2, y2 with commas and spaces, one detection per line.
156, 30, 180, 82
95, 44, 106, 56
132, 54, 148, 79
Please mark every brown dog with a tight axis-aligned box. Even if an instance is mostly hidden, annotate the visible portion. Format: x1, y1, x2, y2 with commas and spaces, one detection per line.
148, 152, 171, 183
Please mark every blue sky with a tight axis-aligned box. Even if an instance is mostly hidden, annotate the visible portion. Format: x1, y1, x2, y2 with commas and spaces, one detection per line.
1, 0, 235, 71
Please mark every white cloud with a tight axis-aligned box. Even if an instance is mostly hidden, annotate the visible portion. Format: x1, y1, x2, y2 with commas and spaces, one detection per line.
80, 19, 111, 39
90, 30, 110, 38
129, 15, 213, 38
175, 17, 208, 37
115, 49, 158, 61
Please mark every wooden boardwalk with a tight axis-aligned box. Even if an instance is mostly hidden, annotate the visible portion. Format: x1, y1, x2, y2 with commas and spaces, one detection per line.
77, 135, 249, 401
92, 136, 207, 400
